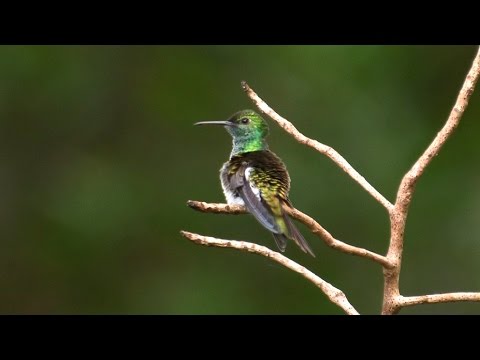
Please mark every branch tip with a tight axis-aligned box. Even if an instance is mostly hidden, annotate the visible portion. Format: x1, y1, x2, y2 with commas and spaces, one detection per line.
240, 80, 249, 91
180, 230, 191, 238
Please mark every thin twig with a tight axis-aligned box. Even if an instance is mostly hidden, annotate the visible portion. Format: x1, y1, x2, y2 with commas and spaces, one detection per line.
399, 293, 480, 308
188, 200, 392, 268
382, 47, 480, 315
180, 230, 359, 315
241, 81, 394, 212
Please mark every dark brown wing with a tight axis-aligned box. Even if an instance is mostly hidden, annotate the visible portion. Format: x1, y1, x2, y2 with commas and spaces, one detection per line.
227, 150, 314, 256
229, 161, 282, 234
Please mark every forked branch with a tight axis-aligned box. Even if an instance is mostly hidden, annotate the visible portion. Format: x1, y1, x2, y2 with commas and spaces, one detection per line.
185, 47, 480, 314
382, 47, 480, 314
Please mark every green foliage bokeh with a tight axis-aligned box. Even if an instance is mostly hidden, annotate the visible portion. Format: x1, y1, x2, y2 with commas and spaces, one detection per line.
0, 45, 479, 314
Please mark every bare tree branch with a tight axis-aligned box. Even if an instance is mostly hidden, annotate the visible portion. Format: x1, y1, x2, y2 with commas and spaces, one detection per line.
180, 230, 359, 315
187, 47, 480, 315
187, 200, 246, 215
188, 200, 392, 268
381, 47, 480, 315
399, 293, 480, 308
241, 80, 394, 212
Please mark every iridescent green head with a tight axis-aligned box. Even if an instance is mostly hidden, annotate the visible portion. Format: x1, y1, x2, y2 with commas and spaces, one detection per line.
195, 109, 270, 156
223, 109, 269, 139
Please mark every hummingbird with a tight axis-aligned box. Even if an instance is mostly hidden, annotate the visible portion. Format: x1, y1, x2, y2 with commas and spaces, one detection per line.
195, 109, 315, 257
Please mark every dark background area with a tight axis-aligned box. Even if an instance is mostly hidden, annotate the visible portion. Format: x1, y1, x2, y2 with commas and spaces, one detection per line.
0, 45, 479, 314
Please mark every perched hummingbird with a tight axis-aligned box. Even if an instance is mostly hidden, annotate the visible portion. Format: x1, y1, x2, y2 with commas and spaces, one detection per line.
195, 110, 315, 257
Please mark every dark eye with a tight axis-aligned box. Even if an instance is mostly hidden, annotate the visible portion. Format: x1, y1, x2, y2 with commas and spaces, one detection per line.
241, 118, 250, 124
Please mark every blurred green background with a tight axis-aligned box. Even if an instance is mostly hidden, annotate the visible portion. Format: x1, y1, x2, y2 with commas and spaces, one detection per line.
0, 45, 479, 314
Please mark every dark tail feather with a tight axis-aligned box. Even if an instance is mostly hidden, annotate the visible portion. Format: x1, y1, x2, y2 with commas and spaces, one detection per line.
272, 233, 288, 252
284, 215, 315, 257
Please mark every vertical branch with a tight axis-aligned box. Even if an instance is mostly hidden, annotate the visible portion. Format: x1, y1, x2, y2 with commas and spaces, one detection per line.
382, 47, 480, 314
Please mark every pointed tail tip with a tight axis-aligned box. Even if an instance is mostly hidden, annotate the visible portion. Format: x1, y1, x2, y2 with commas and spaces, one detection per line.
283, 214, 316, 257
271, 221, 315, 257
304, 246, 316, 258
297, 238, 315, 257
299, 237, 316, 257
293, 233, 316, 257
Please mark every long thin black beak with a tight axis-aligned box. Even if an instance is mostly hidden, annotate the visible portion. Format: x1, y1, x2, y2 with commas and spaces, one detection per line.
194, 121, 233, 126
